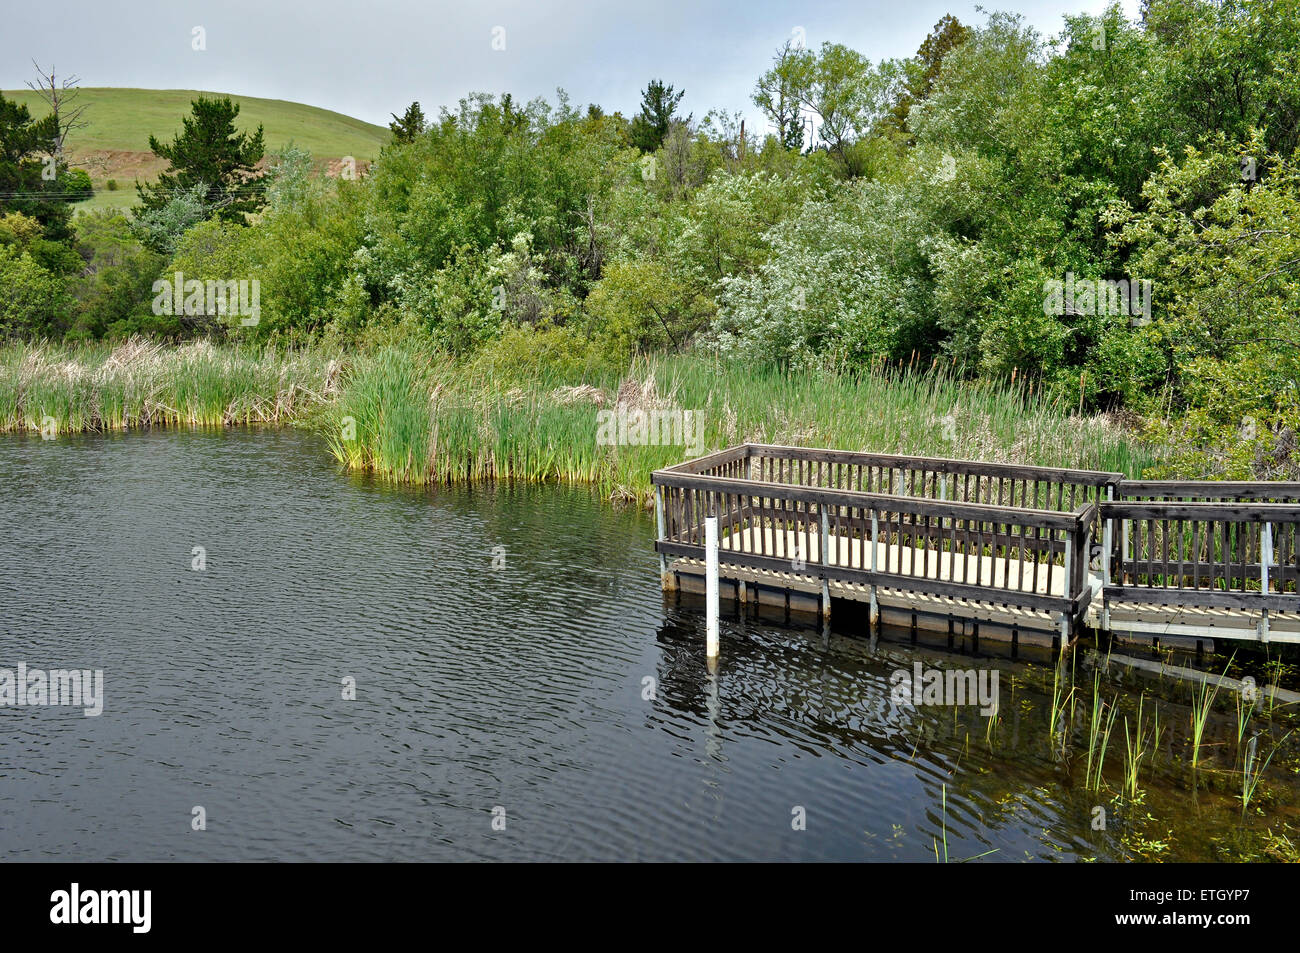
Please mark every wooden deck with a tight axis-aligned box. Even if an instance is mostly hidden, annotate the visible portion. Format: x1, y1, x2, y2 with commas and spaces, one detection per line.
652, 444, 1300, 645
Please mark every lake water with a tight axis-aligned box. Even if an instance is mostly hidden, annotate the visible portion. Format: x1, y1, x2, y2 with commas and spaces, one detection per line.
0, 428, 1291, 861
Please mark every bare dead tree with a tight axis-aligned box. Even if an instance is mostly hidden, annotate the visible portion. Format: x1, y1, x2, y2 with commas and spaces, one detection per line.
26, 61, 90, 157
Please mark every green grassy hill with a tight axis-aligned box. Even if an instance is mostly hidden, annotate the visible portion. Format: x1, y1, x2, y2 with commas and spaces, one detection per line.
2, 88, 389, 212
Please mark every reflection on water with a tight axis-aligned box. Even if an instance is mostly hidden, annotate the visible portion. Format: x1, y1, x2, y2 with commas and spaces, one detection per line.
0, 428, 1289, 861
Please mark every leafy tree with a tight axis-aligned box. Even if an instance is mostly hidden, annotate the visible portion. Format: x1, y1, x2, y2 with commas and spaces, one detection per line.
1117, 135, 1300, 478
264, 144, 314, 210
753, 40, 808, 150
630, 79, 686, 152
915, 16, 973, 103
772, 42, 903, 176
713, 181, 937, 366
0, 244, 70, 337
358, 92, 629, 329
1144, 0, 1300, 157
669, 171, 812, 289
1113, 136, 1300, 444
133, 182, 212, 255
67, 210, 165, 340
585, 257, 713, 356
0, 210, 81, 277
136, 96, 267, 225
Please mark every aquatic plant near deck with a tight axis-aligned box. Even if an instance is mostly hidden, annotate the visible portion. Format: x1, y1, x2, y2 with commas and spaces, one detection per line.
1087, 675, 1120, 792
1189, 672, 1223, 774
1122, 695, 1153, 799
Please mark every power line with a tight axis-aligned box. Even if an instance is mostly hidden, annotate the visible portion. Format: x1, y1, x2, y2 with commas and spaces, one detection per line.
0, 183, 277, 202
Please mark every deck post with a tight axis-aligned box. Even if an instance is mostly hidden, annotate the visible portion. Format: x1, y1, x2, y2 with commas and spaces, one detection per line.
1059, 522, 1075, 646
705, 516, 719, 661
1261, 521, 1273, 643
654, 485, 672, 590
1101, 486, 1113, 631
1121, 516, 1130, 582
819, 507, 831, 623
1261, 521, 1273, 593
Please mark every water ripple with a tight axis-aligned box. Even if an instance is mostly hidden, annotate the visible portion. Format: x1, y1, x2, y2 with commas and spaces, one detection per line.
0, 428, 1130, 861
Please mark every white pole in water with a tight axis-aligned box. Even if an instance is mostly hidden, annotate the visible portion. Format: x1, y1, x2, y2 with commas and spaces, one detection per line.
820, 507, 831, 623
869, 509, 880, 629
705, 516, 720, 660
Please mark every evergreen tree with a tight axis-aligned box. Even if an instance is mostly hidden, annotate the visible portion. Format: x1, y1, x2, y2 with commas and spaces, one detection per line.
389, 101, 426, 143
136, 96, 266, 225
0, 91, 72, 239
887, 15, 971, 134
629, 79, 686, 152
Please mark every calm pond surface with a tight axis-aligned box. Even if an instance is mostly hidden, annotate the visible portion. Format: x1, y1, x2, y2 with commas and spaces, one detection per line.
0, 428, 1294, 861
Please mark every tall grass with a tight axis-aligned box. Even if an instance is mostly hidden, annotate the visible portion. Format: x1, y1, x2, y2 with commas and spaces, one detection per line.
1189, 660, 1235, 774
1049, 661, 1075, 760
319, 349, 1158, 498
1, 340, 1158, 499
1189, 678, 1220, 775
0, 339, 339, 434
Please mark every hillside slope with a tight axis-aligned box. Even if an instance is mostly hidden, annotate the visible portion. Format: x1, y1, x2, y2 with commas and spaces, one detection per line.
2, 87, 389, 211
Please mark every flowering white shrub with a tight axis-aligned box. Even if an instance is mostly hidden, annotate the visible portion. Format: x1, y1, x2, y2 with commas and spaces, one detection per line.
712, 181, 935, 366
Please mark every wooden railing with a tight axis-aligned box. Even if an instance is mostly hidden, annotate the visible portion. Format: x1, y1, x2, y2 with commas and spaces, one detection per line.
655, 444, 1300, 633
661, 443, 1121, 559
1099, 500, 1300, 611
654, 449, 1096, 625
745, 445, 1121, 517
662, 444, 752, 478
1118, 481, 1300, 503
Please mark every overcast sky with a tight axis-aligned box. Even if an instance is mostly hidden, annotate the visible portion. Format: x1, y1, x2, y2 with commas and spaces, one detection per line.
5, 0, 1140, 128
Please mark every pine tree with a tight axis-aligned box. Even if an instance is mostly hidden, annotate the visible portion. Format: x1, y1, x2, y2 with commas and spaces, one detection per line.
0, 91, 72, 239
135, 96, 266, 224
629, 79, 686, 152
389, 101, 426, 143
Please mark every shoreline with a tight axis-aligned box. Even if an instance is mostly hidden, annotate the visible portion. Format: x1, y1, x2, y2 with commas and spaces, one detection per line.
1, 339, 1160, 502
